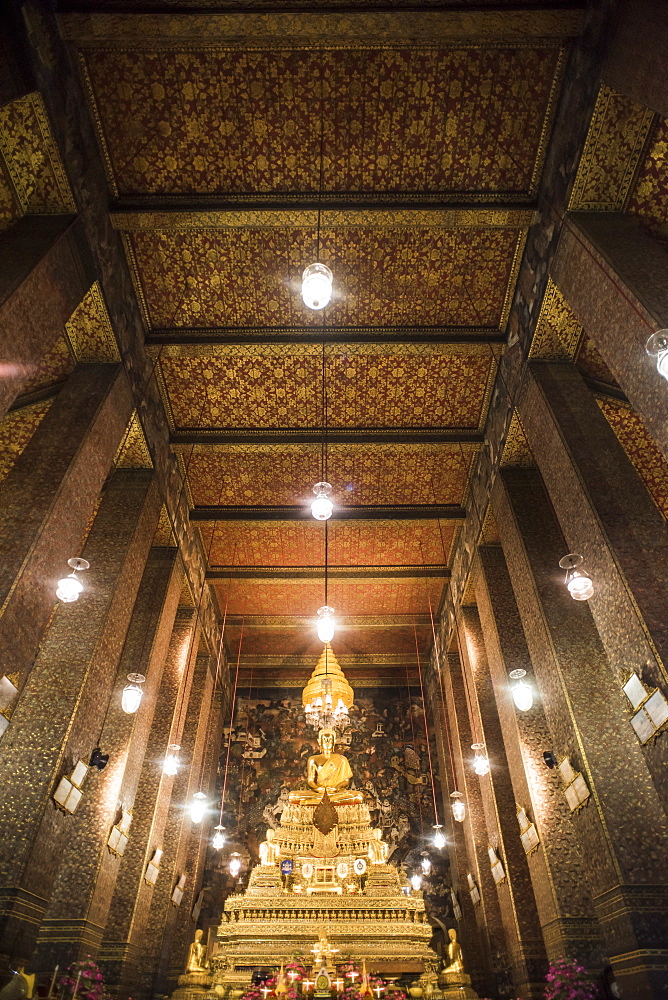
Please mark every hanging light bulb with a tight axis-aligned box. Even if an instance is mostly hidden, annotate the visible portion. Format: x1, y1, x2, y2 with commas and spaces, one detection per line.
190, 791, 207, 824
56, 557, 90, 603
450, 791, 466, 822
420, 854, 432, 876
302, 263, 333, 310
121, 673, 146, 714
410, 872, 422, 891
646, 330, 668, 380
559, 553, 594, 601
212, 824, 226, 850
229, 852, 242, 877
509, 668, 533, 711
471, 743, 490, 776
311, 482, 333, 520
316, 605, 335, 643
163, 744, 180, 776
432, 824, 446, 850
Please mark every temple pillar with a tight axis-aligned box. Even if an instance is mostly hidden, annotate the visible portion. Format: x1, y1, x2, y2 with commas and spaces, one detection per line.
136, 650, 214, 1000
33, 545, 181, 970
0, 216, 90, 418
0, 362, 134, 695
456, 604, 547, 998
603, 0, 668, 117
439, 645, 501, 999
494, 467, 668, 999
551, 212, 668, 461
425, 667, 490, 994
519, 359, 668, 809
474, 544, 604, 967
100, 609, 200, 998
0, 469, 160, 970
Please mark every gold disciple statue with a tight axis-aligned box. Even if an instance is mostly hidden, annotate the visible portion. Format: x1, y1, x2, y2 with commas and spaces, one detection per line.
444, 928, 464, 973
290, 728, 362, 805
368, 828, 389, 865
259, 828, 280, 865
185, 929, 209, 973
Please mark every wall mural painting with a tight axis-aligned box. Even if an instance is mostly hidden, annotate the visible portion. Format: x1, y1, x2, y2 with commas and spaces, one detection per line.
200, 685, 452, 938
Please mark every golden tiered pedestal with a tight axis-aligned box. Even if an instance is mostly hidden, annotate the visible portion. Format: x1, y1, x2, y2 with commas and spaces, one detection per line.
211, 799, 437, 994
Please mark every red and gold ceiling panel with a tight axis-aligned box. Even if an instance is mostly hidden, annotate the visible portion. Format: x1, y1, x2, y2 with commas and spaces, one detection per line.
160, 345, 495, 431
185, 442, 474, 507
225, 625, 431, 659
199, 519, 453, 568
80, 45, 561, 198
126, 224, 524, 330
212, 576, 442, 617
627, 114, 668, 237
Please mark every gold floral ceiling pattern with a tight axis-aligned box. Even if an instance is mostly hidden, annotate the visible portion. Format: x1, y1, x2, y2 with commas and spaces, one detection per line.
160, 347, 495, 431
185, 442, 474, 507
81, 45, 561, 198
127, 225, 523, 330
199, 519, 453, 568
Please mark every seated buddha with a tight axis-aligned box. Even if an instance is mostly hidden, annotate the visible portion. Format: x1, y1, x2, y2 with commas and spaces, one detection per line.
290, 728, 363, 805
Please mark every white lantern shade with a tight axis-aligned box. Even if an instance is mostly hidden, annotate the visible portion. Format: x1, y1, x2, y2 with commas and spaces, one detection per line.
316, 605, 335, 643
311, 482, 333, 521
302, 263, 333, 310
121, 673, 146, 715
56, 574, 83, 603
647, 330, 668, 380
450, 791, 466, 823
472, 744, 490, 776
212, 825, 226, 850
410, 873, 422, 891
567, 571, 594, 601
421, 857, 432, 875
229, 853, 242, 877
433, 827, 446, 849
163, 744, 180, 776
509, 669, 533, 711
190, 791, 207, 824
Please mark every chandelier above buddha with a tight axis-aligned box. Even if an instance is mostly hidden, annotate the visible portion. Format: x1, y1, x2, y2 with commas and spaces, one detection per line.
302, 644, 354, 732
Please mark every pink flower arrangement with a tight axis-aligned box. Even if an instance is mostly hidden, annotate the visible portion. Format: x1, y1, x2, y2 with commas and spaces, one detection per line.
58, 959, 107, 1000
545, 959, 600, 1000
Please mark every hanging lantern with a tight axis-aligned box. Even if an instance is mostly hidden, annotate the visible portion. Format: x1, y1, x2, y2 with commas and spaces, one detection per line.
190, 791, 207, 824
229, 852, 242, 877
450, 791, 466, 823
410, 872, 422, 891
432, 824, 446, 849
646, 330, 668, 380
121, 673, 146, 715
311, 482, 333, 520
302, 263, 333, 310
316, 605, 335, 643
56, 557, 90, 603
559, 553, 594, 601
420, 854, 432, 876
471, 743, 490, 776
163, 744, 180, 776
212, 824, 226, 850
509, 668, 533, 711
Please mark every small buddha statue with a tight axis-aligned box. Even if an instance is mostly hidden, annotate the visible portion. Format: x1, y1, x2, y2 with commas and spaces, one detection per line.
443, 928, 464, 973
290, 729, 362, 805
185, 929, 209, 973
259, 829, 280, 865
368, 828, 389, 865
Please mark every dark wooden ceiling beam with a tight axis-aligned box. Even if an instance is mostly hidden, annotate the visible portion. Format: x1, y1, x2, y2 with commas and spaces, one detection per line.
191, 504, 466, 521
148, 327, 506, 348
207, 565, 449, 580
113, 196, 536, 213
173, 429, 482, 446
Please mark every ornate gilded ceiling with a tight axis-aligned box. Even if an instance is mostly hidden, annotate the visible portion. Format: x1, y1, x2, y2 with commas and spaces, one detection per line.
62, 5, 579, 668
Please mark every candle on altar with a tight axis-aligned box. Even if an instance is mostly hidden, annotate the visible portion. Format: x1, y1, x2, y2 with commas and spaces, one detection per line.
303, 979, 314, 992
348, 972, 359, 983
333, 980, 344, 991
288, 972, 299, 983
47, 965, 59, 999
261, 987, 271, 999
72, 972, 82, 999
373, 988, 384, 998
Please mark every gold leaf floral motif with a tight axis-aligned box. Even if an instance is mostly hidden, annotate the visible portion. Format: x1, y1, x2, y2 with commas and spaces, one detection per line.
65, 283, 120, 363
597, 398, 668, 520
0, 401, 52, 484
0, 92, 75, 214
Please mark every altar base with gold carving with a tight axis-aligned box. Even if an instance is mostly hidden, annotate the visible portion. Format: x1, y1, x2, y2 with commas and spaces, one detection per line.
437, 970, 478, 999
170, 970, 213, 1000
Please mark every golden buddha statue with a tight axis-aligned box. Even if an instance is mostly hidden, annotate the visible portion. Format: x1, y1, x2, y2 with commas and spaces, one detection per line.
185, 929, 209, 973
368, 828, 390, 864
259, 828, 280, 865
443, 928, 464, 973
290, 728, 362, 805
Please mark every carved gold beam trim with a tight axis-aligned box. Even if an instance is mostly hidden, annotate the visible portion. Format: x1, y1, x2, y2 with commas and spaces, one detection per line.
223, 615, 430, 627
207, 565, 449, 580
60, 10, 583, 49
112, 206, 535, 232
